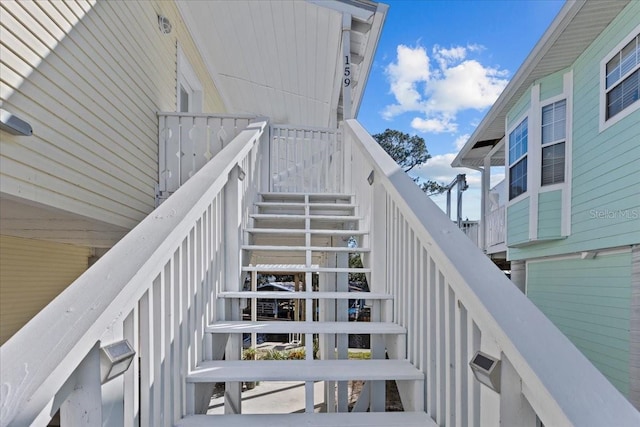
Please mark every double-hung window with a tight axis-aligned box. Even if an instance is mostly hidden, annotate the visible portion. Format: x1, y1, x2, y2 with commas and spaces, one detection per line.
508, 118, 528, 200
541, 100, 566, 186
604, 32, 639, 121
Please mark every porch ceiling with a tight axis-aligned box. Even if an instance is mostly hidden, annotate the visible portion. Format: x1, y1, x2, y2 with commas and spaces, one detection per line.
176, 0, 386, 128
453, 0, 629, 168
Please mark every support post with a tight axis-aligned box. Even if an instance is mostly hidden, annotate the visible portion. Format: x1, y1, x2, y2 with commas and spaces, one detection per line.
342, 14, 352, 121
60, 343, 102, 426
500, 355, 537, 426
369, 184, 387, 411
224, 166, 242, 414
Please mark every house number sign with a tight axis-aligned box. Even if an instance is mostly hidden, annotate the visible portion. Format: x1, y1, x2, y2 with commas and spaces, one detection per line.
344, 55, 351, 87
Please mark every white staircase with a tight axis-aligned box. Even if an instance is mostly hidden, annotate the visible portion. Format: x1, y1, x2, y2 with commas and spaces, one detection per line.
179, 193, 436, 426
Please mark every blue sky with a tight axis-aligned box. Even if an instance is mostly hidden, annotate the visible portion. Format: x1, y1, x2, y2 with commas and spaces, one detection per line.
358, 0, 565, 220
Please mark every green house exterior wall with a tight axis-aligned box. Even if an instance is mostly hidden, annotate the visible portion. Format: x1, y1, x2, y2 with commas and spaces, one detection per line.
539, 69, 565, 102
537, 190, 562, 239
506, 92, 530, 128
506, 197, 529, 246
527, 252, 632, 395
507, 1, 640, 261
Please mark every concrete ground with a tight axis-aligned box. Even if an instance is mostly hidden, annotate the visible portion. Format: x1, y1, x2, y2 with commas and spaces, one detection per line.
206, 381, 326, 414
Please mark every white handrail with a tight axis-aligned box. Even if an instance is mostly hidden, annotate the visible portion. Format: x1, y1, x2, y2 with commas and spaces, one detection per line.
343, 119, 639, 426
0, 120, 269, 426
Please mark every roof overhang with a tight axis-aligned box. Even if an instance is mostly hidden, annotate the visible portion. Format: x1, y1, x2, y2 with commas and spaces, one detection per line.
452, 0, 630, 169
176, 0, 387, 128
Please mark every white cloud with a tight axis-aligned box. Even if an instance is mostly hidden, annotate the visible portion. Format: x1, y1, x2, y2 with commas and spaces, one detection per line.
411, 116, 457, 133
382, 44, 509, 134
382, 45, 430, 119
427, 60, 508, 114
453, 133, 470, 150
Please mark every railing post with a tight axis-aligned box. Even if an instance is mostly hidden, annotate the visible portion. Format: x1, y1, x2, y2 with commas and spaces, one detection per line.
223, 165, 242, 414
499, 355, 537, 426
59, 343, 102, 426
369, 182, 388, 411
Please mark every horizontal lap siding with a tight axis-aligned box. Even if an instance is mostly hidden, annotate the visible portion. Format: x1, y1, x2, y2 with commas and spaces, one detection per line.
0, 0, 224, 230
507, 197, 529, 246
527, 253, 632, 395
0, 235, 90, 344
537, 190, 562, 239
539, 69, 565, 102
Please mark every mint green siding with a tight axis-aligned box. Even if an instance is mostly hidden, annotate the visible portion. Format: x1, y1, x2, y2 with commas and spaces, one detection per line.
527, 252, 632, 395
507, 197, 529, 246
537, 190, 562, 239
506, 93, 530, 129
509, 1, 640, 261
539, 69, 565, 101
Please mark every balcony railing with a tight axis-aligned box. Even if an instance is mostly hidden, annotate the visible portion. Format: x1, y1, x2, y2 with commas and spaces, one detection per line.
270, 125, 344, 193
157, 112, 256, 203
486, 205, 506, 249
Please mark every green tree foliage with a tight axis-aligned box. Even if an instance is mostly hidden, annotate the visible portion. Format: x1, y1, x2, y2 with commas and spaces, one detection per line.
372, 129, 445, 195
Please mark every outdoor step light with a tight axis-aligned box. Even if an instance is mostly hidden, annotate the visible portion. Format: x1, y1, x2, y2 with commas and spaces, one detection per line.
236, 164, 246, 181
100, 340, 136, 384
0, 109, 32, 136
469, 351, 501, 393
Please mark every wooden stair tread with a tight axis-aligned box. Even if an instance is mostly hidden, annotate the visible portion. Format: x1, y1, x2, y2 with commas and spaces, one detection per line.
187, 359, 423, 382
206, 321, 405, 334
218, 291, 392, 300
251, 214, 361, 221
242, 245, 369, 252
176, 412, 437, 427
260, 192, 354, 199
242, 265, 370, 273
255, 202, 357, 208
245, 228, 367, 235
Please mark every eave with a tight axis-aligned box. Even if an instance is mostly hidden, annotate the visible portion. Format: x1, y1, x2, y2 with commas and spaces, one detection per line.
452, 0, 630, 169
176, 0, 387, 128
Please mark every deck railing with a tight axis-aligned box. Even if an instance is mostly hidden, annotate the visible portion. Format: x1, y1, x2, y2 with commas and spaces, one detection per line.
270, 125, 344, 193
157, 112, 256, 203
0, 120, 269, 427
485, 206, 506, 249
342, 119, 639, 427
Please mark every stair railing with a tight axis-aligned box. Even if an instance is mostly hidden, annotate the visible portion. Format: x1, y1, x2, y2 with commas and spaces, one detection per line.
343, 119, 640, 427
0, 120, 269, 427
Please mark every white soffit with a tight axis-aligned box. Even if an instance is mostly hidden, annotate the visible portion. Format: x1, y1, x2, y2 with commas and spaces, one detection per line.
176, 0, 385, 128
453, 0, 629, 168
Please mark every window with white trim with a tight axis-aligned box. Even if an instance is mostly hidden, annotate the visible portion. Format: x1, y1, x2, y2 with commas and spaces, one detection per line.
541, 99, 566, 186
604, 32, 639, 121
177, 45, 203, 113
509, 118, 528, 200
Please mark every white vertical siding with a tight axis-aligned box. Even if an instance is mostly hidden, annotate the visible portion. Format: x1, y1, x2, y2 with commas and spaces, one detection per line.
0, 0, 225, 230
0, 235, 91, 345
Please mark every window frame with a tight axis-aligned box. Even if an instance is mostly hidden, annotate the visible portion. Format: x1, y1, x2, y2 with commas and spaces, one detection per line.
600, 24, 640, 132
508, 117, 529, 201
177, 45, 203, 113
540, 99, 566, 187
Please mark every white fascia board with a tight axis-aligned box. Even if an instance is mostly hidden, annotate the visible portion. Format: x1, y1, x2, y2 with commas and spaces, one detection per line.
175, 0, 233, 113
352, 3, 388, 118
451, 0, 584, 168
